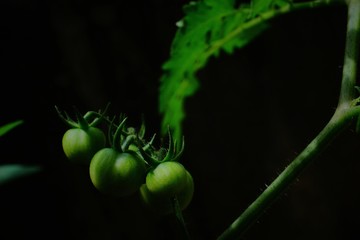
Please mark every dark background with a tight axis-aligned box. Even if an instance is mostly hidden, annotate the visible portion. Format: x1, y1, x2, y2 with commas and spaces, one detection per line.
0, 1, 358, 240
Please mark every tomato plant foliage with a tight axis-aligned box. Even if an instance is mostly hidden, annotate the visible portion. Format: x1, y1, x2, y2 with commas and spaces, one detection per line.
159, 0, 292, 142
51, 0, 351, 238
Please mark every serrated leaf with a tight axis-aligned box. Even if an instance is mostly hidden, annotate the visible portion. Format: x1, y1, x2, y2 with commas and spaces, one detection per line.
0, 120, 23, 137
0, 164, 42, 185
252, 0, 273, 16
159, 0, 292, 142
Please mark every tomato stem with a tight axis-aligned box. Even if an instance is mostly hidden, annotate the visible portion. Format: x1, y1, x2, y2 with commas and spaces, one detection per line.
88, 102, 111, 127
73, 106, 89, 130
172, 196, 191, 240
337, 0, 360, 108
217, 1, 360, 239
54, 106, 79, 128
162, 129, 175, 162
112, 117, 128, 153
121, 134, 136, 151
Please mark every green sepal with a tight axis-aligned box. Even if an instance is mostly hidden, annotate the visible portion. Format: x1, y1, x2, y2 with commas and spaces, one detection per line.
143, 133, 156, 152
54, 105, 79, 128
162, 127, 185, 162
162, 128, 175, 162
121, 134, 136, 152
172, 136, 185, 162
136, 135, 162, 167
107, 115, 117, 147
112, 117, 128, 153
136, 127, 185, 168
84, 102, 111, 127
73, 106, 89, 130
138, 116, 146, 140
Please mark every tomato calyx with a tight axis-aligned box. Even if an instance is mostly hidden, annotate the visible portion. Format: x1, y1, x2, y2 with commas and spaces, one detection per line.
55, 103, 110, 130
106, 117, 185, 173
136, 127, 185, 169
56, 104, 110, 165
109, 116, 129, 153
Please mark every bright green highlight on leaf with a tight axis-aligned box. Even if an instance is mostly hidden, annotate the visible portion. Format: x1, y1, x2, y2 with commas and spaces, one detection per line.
158, 0, 292, 142
0, 120, 23, 137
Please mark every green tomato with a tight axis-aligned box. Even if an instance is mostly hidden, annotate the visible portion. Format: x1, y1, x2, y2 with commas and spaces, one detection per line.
89, 148, 146, 197
62, 127, 106, 165
140, 170, 194, 215
145, 161, 188, 198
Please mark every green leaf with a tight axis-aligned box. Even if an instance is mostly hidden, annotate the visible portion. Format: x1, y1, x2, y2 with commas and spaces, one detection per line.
0, 164, 42, 185
252, 0, 273, 16
158, 0, 292, 142
0, 120, 24, 137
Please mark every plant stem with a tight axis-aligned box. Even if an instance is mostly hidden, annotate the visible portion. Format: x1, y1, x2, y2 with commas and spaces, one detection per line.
338, 0, 360, 107
217, 109, 350, 240
217, 1, 360, 239
172, 196, 191, 240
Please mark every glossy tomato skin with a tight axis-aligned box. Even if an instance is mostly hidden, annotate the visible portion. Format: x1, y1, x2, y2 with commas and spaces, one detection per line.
62, 127, 106, 165
146, 161, 188, 198
140, 170, 194, 215
89, 148, 146, 197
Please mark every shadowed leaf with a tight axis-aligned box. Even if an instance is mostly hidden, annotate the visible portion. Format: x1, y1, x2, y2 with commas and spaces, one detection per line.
0, 120, 24, 137
159, 0, 292, 142
0, 164, 42, 185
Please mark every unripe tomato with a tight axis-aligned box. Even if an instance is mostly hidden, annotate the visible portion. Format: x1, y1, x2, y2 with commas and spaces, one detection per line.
140, 170, 194, 215
146, 161, 188, 198
89, 148, 146, 197
62, 127, 106, 165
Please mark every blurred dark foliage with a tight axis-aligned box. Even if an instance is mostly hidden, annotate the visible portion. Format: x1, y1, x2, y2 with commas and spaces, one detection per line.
0, 1, 358, 240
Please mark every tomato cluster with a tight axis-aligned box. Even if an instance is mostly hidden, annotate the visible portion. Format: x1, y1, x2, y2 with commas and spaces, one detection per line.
56, 104, 194, 215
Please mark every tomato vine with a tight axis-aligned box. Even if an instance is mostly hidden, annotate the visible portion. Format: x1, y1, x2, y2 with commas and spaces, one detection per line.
55, 103, 194, 237
53, 0, 360, 239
